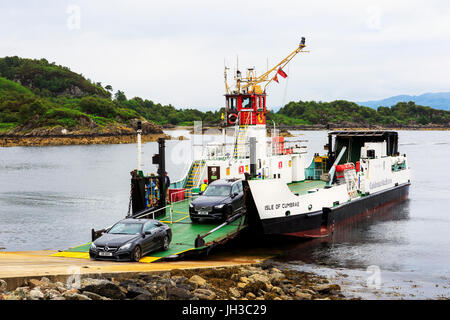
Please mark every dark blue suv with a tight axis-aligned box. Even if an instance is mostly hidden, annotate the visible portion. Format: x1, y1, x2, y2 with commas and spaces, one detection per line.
189, 179, 244, 223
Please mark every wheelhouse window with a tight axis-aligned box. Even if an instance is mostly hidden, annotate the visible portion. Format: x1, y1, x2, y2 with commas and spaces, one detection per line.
228, 97, 237, 111
257, 96, 264, 112
241, 97, 251, 109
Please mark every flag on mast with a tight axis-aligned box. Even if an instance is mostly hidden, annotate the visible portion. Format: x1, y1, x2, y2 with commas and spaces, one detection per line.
273, 74, 279, 83
277, 68, 288, 78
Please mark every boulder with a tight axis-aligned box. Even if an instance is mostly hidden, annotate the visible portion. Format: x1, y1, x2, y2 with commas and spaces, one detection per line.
64, 288, 79, 295
29, 288, 44, 300
0, 280, 7, 293
242, 281, 266, 295
230, 274, 240, 282
119, 279, 138, 288
56, 286, 67, 294
63, 292, 91, 300
172, 275, 187, 283
270, 272, 285, 284
13, 287, 30, 299
189, 275, 207, 287
146, 284, 167, 300
126, 285, 150, 299
245, 292, 256, 300
28, 278, 55, 290
239, 276, 250, 284
282, 284, 296, 294
45, 289, 64, 300
295, 290, 312, 300
249, 274, 270, 284
80, 278, 125, 299
54, 282, 66, 289
229, 287, 241, 298
270, 268, 282, 274
238, 268, 253, 277
82, 291, 110, 300
167, 286, 194, 300
313, 284, 341, 294
270, 286, 284, 296
296, 288, 316, 296
134, 293, 153, 300
193, 289, 216, 300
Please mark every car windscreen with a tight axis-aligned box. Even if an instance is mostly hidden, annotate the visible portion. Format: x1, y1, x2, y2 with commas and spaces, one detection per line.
108, 222, 142, 235
203, 185, 231, 197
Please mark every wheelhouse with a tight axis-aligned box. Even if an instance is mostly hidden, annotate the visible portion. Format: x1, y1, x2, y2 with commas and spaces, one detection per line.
225, 93, 267, 126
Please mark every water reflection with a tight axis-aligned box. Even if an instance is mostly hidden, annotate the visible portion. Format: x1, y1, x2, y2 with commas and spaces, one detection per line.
277, 200, 411, 269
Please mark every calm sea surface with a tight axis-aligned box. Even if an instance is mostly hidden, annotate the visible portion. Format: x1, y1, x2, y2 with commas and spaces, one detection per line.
0, 130, 449, 299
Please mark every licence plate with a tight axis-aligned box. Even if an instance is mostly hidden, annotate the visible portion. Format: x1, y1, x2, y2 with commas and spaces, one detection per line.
198, 211, 209, 215
99, 251, 113, 257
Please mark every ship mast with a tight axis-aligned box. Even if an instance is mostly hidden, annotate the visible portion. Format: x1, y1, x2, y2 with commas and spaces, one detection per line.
224, 37, 307, 95
223, 38, 307, 128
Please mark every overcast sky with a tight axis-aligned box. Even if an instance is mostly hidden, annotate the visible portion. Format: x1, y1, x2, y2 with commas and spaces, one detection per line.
1, 0, 449, 110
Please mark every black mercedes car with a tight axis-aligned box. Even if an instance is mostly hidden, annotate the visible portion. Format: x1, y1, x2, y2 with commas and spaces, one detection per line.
89, 218, 171, 262
189, 179, 244, 223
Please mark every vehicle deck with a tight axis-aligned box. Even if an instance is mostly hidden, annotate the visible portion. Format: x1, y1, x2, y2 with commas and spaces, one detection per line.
51, 198, 246, 263
52, 180, 324, 263
287, 179, 327, 195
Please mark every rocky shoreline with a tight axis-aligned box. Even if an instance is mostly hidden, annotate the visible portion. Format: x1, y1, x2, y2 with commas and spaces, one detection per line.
0, 133, 171, 147
0, 118, 172, 147
0, 262, 345, 301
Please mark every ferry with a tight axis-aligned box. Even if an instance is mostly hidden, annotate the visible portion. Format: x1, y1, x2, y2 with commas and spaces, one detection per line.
56, 38, 411, 263
162, 37, 411, 238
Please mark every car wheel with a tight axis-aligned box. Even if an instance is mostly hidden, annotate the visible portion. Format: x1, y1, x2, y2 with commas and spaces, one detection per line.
191, 216, 199, 223
132, 245, 142, 262
162, 235, 170, 251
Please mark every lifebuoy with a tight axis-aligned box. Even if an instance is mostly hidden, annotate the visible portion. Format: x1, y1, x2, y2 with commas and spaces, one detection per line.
228, 113, 238, 125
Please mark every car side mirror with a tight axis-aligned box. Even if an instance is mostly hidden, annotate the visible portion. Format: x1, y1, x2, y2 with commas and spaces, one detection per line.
145, 230, 152, 235
231, 192, 238, 198
198, 191, 204, 195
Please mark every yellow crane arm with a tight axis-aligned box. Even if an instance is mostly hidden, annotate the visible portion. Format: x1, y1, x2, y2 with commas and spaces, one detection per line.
241, 39, 307, 93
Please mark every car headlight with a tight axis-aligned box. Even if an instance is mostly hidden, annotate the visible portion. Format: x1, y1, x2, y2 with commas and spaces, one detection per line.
90, 242, 96, 249
214, 204, 225, 209
119, 243, 132, 251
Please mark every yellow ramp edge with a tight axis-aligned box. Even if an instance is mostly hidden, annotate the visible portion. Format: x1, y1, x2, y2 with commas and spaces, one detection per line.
51, 252, 90, 259
138, 257, 161, 263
